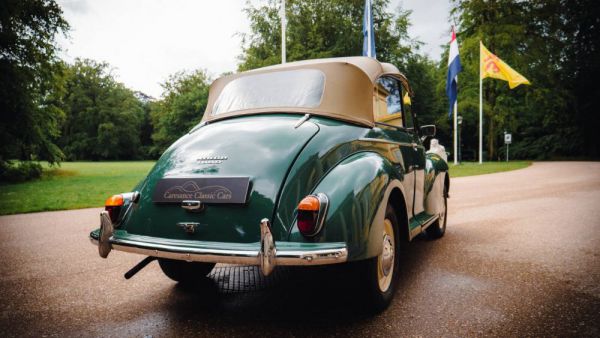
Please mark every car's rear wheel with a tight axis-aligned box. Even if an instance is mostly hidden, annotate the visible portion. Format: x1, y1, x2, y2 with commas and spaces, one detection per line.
426, 184, 447, 239
158, 258, 215, 283
358, 204, 401, 313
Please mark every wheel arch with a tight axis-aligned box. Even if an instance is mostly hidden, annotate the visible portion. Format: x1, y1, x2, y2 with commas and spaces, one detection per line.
288, 151, 406, 261
387, 186, 410, 243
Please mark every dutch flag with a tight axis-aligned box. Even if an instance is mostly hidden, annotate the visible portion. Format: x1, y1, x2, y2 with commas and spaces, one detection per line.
362, 0, 376, 58
446, 27, 462, 118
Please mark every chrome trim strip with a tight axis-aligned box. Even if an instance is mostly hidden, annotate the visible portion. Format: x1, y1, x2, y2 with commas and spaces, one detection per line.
420, 214, 439, 231
359, 137, 425, 149
294, 113, 311, 128
409, 226, 422, 241
91, 236, 348, 267
408, 214, 439, 241
314, 193, 329, 235
112, 237, 259, 257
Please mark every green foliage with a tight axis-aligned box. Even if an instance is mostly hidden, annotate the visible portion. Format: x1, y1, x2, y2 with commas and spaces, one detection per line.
238, 0, 417, 70
0, 161, 43, 182
58, 59, 146, 160
404, 54, 443, 126
150, 70, 211, 155
449, 161, 530, 178
0, 161, 155, 215
136, 93, 156, 158
450, 0, 600, 160
0, 0, 69, 167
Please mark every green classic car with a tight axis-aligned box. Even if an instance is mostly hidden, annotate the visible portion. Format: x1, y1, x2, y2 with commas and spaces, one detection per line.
90, 56, 449, 312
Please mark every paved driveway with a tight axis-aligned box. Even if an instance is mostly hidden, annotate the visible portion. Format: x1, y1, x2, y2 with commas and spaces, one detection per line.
0, 162, 598, 337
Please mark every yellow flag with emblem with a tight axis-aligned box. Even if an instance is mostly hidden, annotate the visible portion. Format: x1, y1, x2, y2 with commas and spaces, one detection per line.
480, 41, 530, 89
403, 92, 411, 105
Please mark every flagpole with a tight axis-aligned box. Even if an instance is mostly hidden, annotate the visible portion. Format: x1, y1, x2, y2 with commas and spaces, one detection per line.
453, 101, 458, 165
479, 41, 483, 164
281, 0, 286, 64
367, 0, 372, 57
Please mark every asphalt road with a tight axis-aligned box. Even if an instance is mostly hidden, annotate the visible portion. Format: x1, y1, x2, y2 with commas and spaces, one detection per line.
0, 162, 599, 337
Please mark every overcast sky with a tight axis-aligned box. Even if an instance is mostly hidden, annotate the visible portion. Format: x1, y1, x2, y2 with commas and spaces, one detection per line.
57, 0, 452, 98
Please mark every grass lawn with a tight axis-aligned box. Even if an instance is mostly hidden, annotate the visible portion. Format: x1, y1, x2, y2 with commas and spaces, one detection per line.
449, 161, 531, 178
0, 162, 155, 215
0, 160, 531, 216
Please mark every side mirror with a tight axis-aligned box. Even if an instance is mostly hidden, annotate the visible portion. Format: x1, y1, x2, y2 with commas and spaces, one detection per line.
420, 125, 436, 139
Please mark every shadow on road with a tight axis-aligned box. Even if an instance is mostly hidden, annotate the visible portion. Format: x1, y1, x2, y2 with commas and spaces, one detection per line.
157, 235, 438, 332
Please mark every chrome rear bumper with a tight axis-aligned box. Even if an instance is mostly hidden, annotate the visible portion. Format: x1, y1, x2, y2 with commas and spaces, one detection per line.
91, 211, 347, 276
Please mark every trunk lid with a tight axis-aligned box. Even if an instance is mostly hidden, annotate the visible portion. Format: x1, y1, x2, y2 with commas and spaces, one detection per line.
124, 115, 318, 242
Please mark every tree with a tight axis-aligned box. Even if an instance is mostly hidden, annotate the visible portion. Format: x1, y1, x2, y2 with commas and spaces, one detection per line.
238, 0, 417, 70
134, 91, 157, 159
551, 0, 600, 158
150, 70, 211, 156
59, 59, 145, 160
450, 0, 600, 160
0, 0, 69, 168
448, 0, 532, 160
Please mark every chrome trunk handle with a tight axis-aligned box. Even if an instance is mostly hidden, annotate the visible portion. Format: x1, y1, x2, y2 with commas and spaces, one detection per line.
181, 200, 204, 212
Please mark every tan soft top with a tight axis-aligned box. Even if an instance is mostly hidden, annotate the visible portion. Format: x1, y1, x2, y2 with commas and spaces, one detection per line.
202, 56, 412, 127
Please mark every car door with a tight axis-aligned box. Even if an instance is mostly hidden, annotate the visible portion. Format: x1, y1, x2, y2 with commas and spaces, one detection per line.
401, 88, 425, 216
373, 76, 418, 219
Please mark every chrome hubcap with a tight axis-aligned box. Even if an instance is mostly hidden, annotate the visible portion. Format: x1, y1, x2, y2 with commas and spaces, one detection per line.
377, 219, 395, 292
381, 234, 394, 276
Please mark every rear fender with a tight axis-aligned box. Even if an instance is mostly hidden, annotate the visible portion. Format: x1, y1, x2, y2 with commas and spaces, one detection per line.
424, 153, 449, 216
288, 152, 408, 261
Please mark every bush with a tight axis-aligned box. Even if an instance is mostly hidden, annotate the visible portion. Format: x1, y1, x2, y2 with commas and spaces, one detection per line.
0, 161, 43, 183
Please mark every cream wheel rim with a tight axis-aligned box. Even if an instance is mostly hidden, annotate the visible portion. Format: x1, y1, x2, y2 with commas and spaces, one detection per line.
377, 218, 395, 292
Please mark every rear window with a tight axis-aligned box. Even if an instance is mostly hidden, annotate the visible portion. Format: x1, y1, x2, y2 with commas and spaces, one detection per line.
212, 69, 325, 115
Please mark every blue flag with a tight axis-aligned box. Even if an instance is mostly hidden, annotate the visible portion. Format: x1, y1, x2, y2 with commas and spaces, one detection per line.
362, 0, 376, 58
446, 27, 462, 118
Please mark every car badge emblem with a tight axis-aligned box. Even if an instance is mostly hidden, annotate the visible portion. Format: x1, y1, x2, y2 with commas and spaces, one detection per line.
177, 222, 200, 234
197, 155, 228, 164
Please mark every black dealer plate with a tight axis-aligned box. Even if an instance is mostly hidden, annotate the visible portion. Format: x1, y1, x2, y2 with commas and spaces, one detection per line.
152, 177, 250, 204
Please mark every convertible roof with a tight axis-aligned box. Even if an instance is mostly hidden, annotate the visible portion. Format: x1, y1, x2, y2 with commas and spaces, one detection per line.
202, 56, 412, 127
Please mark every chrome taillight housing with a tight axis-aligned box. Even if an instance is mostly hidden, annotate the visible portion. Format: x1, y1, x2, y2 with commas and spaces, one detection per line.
104, 191, 139, 225
296, 193, 329, 237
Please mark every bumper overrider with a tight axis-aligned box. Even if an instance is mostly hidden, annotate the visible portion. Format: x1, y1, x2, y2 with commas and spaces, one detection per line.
90, 211, 348, 276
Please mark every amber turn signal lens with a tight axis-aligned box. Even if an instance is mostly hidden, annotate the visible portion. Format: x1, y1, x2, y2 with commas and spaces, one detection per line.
105, 194, 124, 223
297, 194, 327, 237
105, 194, 124, 207
298, 196, 320, 212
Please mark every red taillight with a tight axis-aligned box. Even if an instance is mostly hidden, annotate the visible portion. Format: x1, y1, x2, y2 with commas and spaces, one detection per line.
296, 194, 328, 237
298, 210, 318, 234
105, 194, 124, 223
